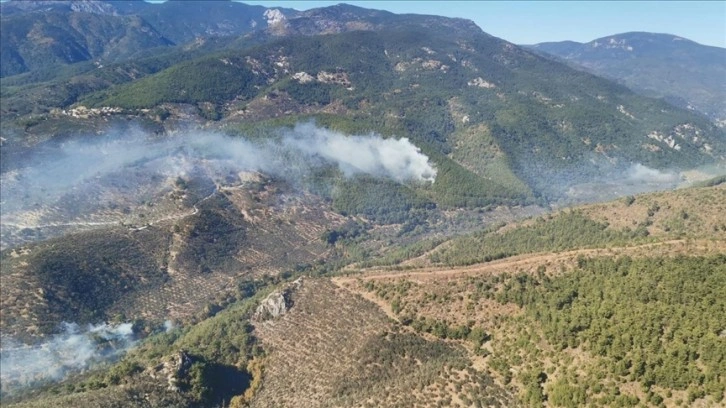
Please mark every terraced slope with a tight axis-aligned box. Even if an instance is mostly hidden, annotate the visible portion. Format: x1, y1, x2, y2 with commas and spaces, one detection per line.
0, 179, 346, 340
333, 184, 726, 408
251, 278, 513, 408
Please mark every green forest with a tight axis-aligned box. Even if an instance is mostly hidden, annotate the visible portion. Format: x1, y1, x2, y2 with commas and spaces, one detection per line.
430, 211, 643, 266
497, 255, 726, 406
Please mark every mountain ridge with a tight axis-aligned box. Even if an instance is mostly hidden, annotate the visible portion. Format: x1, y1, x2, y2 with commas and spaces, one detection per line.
2, 3, 726, 407
528, 32, 726, 125
2, 4, 723, 204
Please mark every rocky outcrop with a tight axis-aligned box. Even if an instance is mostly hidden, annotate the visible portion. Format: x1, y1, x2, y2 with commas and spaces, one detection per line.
253, 278, 303, 321
147, 350, 193, 392
468, 77, 496, 89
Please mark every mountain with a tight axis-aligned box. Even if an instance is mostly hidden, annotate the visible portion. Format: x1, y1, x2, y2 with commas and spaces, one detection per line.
2, 4, 726, 407
104, 0, 298, 45
0, 0, 301, 77
76, 18, 725, 199
0, 7, 173, 77
528, 32, 726, 126
0, 0, 121, 15
4, 5, 724, 203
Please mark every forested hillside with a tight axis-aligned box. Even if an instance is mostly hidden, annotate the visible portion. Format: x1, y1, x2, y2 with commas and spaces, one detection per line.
2, 2, 724, 205
1, 3, 725, 407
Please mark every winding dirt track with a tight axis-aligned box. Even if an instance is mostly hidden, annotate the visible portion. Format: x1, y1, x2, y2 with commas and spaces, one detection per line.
333, 239, 726, 285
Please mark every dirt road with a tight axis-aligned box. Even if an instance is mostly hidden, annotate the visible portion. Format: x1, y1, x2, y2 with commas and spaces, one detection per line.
333, 239, 725, 285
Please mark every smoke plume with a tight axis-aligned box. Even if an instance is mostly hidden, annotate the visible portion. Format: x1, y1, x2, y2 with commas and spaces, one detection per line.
0, 322, 136, 395
561, 162, 686, 204
282, 122, 437, 182
626, 163, 680, 184
0, 123, 438, 392
1, 123, 436, 211
0, 122, 436, 248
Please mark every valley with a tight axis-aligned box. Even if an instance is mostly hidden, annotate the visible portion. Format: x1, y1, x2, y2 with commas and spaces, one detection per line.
3, 182, 724, 408
1, 1, 725, 407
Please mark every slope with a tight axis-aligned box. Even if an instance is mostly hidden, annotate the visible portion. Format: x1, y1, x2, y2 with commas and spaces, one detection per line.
0, 10, 173, 77
529, 32, 726, 125
334, 183, 726, 407
6, 183, 722, 407
0, 174, 346, 341
83, 23, 724, 199
3, 5, 724, 203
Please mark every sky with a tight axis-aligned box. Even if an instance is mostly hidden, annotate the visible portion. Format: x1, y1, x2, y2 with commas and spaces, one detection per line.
239, 1, 726, 47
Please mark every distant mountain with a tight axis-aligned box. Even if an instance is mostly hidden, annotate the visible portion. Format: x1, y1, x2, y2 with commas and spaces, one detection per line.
104, 0, 298, 45
0, 0, 120, 15
0, 0, 299, 77
528, 32, 726, 125
0, 8, 173, 77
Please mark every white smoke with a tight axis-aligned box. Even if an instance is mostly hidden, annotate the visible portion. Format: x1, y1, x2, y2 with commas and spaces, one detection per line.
282, 122, 437, 183
626, 163, 680, 184
163, 320, 175, 332
1, 123, 436, 214
0, 123, 439, 390
0, 322, 136, 395
562, 162, 686, 204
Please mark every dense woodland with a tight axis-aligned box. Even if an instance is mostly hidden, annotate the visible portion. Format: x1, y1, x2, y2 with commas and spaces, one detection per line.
497, 255, 726, 406
430, 211, 642, 266
2, 3, 725, 408
360, 252, 726, 407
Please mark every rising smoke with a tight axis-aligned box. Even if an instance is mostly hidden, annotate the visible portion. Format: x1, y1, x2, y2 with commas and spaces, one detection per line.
0, 322, 136, 395
562, 162, 685, 204
626, 163, 680, 184
0, 123, 437, 390
281, 122, 437, 183
0, 122, 436, 213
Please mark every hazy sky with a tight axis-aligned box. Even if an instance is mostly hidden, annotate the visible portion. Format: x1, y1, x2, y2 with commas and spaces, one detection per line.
241, 1, 726, 47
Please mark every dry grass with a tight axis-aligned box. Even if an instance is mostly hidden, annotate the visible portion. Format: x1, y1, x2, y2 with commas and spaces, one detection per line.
250, 278, 512, 407
1, 181, 347, 339
580, 183, 726, 238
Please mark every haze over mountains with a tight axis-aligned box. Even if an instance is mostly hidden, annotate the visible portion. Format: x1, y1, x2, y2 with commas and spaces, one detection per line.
1, 1, 725, 407
529, 32, 726, 126
2, 1, 723, 202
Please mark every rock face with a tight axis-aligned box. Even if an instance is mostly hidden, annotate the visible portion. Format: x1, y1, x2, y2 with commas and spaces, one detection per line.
255, 292, 289, 320
167, 351, 193, 392
264, 8, 288, 35
264, 9, 287, 25
148, 350, 193, 393
253, 278, 303, 321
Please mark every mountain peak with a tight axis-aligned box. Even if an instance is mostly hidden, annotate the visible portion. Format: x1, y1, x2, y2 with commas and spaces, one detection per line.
258, 2, 481, 38
529, 32, 726, 124
586, 31, 706, 52
0, 0, 120, 15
